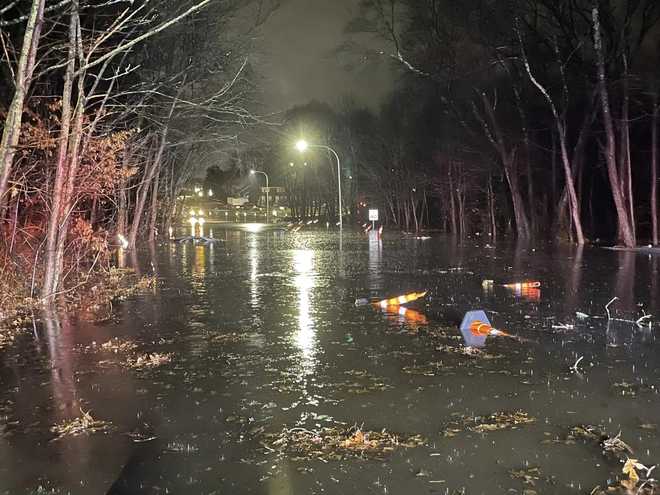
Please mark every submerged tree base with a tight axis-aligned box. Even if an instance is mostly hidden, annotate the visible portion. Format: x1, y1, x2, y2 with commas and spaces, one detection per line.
0, 266, 157, 347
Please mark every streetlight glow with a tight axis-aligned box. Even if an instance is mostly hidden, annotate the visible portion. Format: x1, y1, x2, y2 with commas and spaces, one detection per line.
294, 139, 343, 229
250, 169, 270, 224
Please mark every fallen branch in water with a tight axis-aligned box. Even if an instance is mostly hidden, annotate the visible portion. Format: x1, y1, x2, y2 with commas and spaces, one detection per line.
570, 356, 584, 374
604, 297, 654, 327
605, 297, 618, 320
636, 313, 653, 327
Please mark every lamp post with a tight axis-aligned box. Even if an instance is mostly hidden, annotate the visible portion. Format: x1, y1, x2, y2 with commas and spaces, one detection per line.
250, 170, 269, 223
295, 140, 343, 229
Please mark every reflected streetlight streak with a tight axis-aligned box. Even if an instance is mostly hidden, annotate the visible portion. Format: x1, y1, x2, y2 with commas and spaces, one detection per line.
293, 249, 317, 374
249, 237, 259, 309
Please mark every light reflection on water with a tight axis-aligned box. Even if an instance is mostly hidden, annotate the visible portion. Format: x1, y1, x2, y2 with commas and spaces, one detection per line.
292, 249, 317, 376
249, 235, 259, 310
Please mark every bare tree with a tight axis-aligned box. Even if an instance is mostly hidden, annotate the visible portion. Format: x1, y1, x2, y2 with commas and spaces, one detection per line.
0, 0, 45, 207
591, 3, 635, 247
517, 28, 585, 244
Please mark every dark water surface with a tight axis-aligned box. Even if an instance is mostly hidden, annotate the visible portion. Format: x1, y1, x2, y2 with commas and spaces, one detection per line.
1, 229, 659, 494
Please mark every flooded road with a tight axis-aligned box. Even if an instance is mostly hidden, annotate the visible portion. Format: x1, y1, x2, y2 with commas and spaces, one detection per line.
1, 229, 659, 494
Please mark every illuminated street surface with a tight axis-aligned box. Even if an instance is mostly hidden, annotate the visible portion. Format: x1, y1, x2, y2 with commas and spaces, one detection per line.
1, 230, 659, 494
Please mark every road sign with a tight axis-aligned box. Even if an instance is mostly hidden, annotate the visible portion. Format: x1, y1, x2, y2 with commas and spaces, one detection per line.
369, 209, 379, 221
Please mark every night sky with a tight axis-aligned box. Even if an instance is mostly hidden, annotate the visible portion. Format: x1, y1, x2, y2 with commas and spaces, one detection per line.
257, 0, 396, 112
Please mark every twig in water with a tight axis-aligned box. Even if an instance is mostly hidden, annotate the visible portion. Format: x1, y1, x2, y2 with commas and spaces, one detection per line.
636, 313, 652, 327
605, 297, 618, 320
570, 356, 584, 373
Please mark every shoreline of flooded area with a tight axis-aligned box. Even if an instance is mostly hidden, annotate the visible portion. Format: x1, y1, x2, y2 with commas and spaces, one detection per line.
1, 231, 658, 494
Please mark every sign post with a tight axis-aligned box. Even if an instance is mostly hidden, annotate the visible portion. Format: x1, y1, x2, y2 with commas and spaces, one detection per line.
369, 209, 379, 230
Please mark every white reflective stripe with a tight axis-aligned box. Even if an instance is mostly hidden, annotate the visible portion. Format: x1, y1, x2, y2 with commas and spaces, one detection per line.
379, 300, 388, 309
398, 307, 407, 316
398, 295, 407, 304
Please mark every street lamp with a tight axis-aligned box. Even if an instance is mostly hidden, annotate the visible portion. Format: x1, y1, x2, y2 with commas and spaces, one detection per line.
295, 139, 343, 229
250, 169, 270, 223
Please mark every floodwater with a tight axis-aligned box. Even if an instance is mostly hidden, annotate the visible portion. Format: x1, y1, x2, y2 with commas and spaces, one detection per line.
1, 228, 659, 495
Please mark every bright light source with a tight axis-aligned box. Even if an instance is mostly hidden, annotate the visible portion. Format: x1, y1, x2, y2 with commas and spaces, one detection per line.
208, 189, 213, 196
250, 169, 255, 175
198, 209, 204, 216
198, 217, 205, 226
117, 234, 128, 249
189, 216, 198, 226
168, 226, 174, 239
295, 139, 309, 152
198, 191, 203, 197
245, 223, 265, 233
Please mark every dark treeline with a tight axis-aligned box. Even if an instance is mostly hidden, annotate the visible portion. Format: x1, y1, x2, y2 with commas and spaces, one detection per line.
0, 0, 276, 302
242, 0, 660, 245
371, 0, 660, 245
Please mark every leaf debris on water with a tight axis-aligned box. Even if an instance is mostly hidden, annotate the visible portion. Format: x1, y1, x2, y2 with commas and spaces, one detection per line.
509, 466, 542, 486
262, 424, 425, 461
128, 352, 172, 368
442, 411, 536, 436
50, 409, 113, 440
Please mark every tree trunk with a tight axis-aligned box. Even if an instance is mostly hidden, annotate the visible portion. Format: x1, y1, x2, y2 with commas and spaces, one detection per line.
128, 136, 163, 249
518, 35, 584, 245
592, 4, 635, 247
42, 5, 77, 300
513, 85, 535, 232
557, 126, 585, 244
488, 175, 497, 243
652, 93, 658, 245
0, 0, 46, 207
411, 193, 419, 233
502, 156, 531, 240
448, 163, 458, 235
475, 93, 531, 240
619, 58, 635, 240
555, 91, 597, 236
117, 153, 129, 237
52, 34, 88, 292
148, 164, 161, 243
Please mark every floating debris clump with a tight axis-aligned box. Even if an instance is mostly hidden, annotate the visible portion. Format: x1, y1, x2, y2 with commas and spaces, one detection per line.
443, 411, 536, 436
100, 337, 138, 353
262, 425, 425, 461
50, 409, 114, 441
128, 352, 172, 368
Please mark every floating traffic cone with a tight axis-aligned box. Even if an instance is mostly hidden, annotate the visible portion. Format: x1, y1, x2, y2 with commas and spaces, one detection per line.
375, 291, 427, 309
384, 305, 429, 325
469, 320, 511, 338
459, 310, 516, 347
